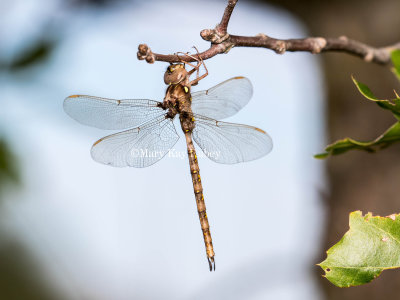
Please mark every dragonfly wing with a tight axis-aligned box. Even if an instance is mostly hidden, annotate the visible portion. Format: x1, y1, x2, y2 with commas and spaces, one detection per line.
191, 77, 253, 120
91, 115, 179, 168
64, 95, 165, 130
192, 115, 273, 164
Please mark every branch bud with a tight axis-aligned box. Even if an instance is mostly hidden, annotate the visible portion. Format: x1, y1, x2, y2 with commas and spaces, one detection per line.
137, 44, 155, 64
200, 29, 214, 41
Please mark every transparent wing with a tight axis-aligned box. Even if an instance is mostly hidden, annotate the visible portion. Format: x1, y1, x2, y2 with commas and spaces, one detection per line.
191, 77, 253, 120
64, 95, 165, 130
91, 115, 179, 168
192, 114, 272, 164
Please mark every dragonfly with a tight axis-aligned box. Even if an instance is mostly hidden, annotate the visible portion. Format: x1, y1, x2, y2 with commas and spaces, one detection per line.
63, 55, 273, 271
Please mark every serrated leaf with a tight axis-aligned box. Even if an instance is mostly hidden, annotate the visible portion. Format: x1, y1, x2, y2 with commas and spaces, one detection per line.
352, 76, 400, 120
391, 50, 400, 81
319, 211, 400, 287
315, 121, 400, 158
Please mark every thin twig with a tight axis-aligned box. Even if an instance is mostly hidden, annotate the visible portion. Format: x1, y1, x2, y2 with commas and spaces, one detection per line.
215, 0, 237, 37
137, 0, 400, 65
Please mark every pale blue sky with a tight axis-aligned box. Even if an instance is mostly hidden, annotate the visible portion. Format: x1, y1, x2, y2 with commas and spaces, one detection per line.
0, 1, 326, 299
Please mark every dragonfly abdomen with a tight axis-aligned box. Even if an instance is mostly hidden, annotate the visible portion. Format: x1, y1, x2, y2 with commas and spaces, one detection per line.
184, 131, 215, 271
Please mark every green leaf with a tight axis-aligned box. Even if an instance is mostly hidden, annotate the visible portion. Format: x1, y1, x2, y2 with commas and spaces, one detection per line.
351, 76, 379, 100
352, 76, 400, 121
319, 211, 400, 287
315, 121, 400, 158
315, 77, 400, 158
391, 50, 400, 81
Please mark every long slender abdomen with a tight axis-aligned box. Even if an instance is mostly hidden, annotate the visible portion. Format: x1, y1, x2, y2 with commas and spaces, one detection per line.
184, 132, 215, 271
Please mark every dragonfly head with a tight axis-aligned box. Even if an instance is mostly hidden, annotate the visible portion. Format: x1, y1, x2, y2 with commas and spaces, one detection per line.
164, 63, 188, 85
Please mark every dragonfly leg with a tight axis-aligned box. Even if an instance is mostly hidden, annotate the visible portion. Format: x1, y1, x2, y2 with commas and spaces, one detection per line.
191, 46, 201, 78
176, 52, 200, 72
176, 48, 208, 86
189, 56, 208, 86
188, 47, 208, 86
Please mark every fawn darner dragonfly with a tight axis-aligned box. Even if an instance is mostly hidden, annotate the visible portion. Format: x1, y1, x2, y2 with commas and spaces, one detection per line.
63, 57, 273, 271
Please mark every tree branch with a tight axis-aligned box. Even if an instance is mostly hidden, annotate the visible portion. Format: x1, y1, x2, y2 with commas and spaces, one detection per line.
137, 0, 400, 66
215, 0, 237, 37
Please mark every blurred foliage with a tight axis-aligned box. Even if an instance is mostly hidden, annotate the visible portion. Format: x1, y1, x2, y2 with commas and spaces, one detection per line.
0, 25, 64, 298
0, 0, 124, 72
0, 3, 71, 297
319, 211, 400, 287
0, 139, 66, 299
0, 39, 56, 72
0, 239, 64, 300
0, 138, 19, 190
316, 51, 400, 158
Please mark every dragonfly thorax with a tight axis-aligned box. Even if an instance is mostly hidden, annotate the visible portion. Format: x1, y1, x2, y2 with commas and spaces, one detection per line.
163, 83, 192, 120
